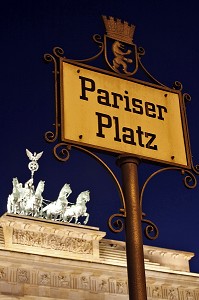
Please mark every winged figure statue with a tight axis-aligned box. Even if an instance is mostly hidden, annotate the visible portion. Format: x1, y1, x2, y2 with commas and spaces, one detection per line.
26, 149, 43, 161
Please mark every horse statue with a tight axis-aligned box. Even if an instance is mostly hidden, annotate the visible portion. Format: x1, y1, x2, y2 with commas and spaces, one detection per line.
22, 180, 45, 217
62, 190, 90, 224
7, 177, 22, 214
42, 183, 72, 220
112, 41, 133, 74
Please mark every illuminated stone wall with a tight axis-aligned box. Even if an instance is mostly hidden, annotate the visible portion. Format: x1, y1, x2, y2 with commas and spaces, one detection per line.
0, 213, 198, 300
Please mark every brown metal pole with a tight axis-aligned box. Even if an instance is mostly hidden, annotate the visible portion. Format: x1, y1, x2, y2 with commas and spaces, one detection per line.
117, 155, 147, 300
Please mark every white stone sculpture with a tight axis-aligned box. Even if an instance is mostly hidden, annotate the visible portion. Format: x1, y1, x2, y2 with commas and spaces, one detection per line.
62, 190, 90, 224
7, 178, 45, 217
42, 183, 72, 220
26, 149, 43, 178
7, 177, 22, 214
22, 180, 45, 217
7, 149, 90, 225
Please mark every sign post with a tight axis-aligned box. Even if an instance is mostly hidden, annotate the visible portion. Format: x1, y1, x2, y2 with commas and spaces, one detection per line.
117, 156, 147, 300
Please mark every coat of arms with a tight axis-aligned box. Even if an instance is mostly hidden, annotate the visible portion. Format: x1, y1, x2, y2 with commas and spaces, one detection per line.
102, 16, 138, 75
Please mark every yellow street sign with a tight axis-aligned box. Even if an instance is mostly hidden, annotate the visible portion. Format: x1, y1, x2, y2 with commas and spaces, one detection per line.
61, 60, 191, 168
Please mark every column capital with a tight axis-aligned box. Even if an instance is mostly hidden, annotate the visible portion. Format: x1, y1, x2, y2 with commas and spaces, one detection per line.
116, 155, 141, 167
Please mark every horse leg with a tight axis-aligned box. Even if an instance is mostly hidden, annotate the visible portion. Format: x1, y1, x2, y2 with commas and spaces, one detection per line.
46, 211, 50, 219
83, 213, 89, 225
14, 202, 18, 214
39, 207, 43, 217
7, 198, 12, 213
67, 216, 73, 223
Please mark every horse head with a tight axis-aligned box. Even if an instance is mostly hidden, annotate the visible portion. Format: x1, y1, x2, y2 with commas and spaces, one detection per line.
11, 177, 21, 199
58, 183, 72, 199
35, 180, 45, 197
12, 177, 19, 186
76, 190, 90, 204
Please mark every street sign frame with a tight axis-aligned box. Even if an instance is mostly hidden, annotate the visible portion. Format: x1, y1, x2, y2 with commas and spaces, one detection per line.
60, 58, 192, 169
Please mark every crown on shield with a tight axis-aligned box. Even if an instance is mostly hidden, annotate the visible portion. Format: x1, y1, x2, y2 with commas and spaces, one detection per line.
102, 15, 135, 44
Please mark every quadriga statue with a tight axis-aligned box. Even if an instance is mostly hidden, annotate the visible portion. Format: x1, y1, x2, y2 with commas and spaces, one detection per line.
7, 149, 90, 226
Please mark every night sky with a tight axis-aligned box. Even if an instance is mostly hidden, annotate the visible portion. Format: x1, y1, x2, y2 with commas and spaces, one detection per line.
1, 1, 199, 273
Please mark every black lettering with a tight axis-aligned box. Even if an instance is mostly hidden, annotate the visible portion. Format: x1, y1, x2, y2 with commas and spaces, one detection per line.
97, 89, 111, 106
136, 126, 145, 147
123, 91, 131, 112
79, 76, 95, 101
122, 127, 136, 145
113, 116, 121, 142
111, 92, 123, 109
145, 102, 156, 118
95, 112, 112, 138
145, 132, 158, 150
156, 105, 167, 120
132, 98, 143, 115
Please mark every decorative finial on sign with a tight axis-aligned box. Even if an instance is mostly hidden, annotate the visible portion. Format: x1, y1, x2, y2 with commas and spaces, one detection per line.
102, 15, 135, 44
26, 149, 43, 179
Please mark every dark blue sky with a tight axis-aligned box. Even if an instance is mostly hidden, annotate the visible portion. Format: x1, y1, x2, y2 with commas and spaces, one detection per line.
1, 1, 199, 273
